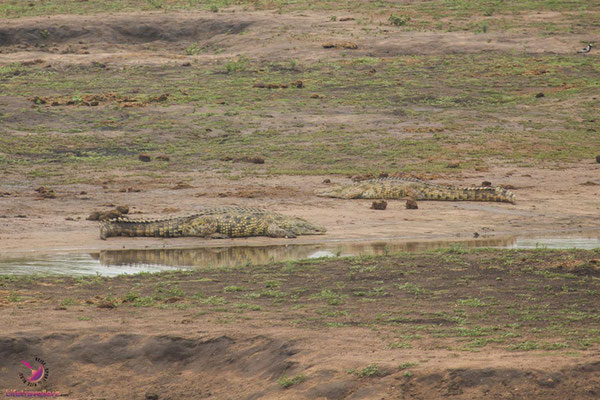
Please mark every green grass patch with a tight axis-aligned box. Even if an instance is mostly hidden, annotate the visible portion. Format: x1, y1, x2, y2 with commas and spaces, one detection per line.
277, 373, 307, 388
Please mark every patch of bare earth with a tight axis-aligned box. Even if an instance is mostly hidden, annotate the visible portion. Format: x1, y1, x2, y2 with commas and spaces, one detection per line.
1, 165, 599, 252
0, 10, 596, 67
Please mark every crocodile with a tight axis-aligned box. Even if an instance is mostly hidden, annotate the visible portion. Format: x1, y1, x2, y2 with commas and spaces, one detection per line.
315, 177, 515, 204
99, 206, 326, 240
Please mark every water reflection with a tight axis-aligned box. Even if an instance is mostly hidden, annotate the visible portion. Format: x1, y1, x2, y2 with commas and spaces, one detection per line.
2, 234, 600, 276
98, 237, 514, 269
511, 237, 600, 250
0, 253, 189, 277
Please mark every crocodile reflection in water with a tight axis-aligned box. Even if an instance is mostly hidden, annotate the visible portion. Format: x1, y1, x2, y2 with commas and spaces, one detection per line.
97, 237, 516, 268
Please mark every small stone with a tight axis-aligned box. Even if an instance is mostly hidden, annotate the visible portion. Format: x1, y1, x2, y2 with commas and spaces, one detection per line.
322, 179, 331, 184
378, 172, 389, 178
164, 297, 184, 303
97, 301, 116, 309
116, 205, 129, 214
473, 232, 480, 238
138, 154, 152, 162
596, 155, 600, 163
370, 200, 387, 210
87, 211, 102, 221
406, 199, 418, 209
481, 181, 492, 187
182, 62, 191, 67
234, 156, 264, 164
35, 186, 56, 198
535, 92, 545, 98
87, 210, 122, 221
103, 210, 121, 220
145, 393, 159, 400
172, 183, 193, 190
322, 41, 358, 49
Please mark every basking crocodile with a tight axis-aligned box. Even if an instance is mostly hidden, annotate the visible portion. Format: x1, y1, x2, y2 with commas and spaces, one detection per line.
100, 207, 326, 240
315, 177, 515, 204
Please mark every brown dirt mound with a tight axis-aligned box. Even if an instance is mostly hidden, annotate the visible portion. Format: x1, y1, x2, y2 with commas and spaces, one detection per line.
30, 92, 169, 107
0, 333, 298, 398
402, 364, 600, 399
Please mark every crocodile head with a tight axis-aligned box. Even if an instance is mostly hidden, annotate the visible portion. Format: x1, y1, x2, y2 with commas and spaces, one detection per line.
314, 184, 365, 199
284, 218, 327, 235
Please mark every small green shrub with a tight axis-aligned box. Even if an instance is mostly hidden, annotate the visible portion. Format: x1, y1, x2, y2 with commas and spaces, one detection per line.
389, 14, 410, 26
278, 374, 307, 388
225, 57, 248, 73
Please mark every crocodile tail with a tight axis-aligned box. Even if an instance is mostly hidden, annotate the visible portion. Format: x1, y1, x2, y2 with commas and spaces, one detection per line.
99, 217, 189, 240
416, 186, 516, 204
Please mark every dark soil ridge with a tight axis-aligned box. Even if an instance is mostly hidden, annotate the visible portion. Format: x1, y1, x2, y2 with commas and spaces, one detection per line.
0, 16, 252, 47
0, 332, 298, 398
398, 362, 600, 399
2, 332, 599, 399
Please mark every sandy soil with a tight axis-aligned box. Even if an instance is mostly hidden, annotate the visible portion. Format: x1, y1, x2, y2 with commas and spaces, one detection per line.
1, 165, 599, 253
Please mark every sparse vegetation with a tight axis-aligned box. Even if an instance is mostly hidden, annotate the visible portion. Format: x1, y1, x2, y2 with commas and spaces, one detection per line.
277, 373, 307, 388
1, 50, 599, 181
225, 57, 248, 73
388, 14, 410, 26
351, 364, 381, 377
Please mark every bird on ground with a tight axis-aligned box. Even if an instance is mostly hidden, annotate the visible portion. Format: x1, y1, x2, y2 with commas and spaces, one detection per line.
578, 43, 593, 53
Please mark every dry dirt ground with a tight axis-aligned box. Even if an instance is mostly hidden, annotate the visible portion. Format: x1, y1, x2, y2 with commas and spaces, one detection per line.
1, 165, 599, 253
1, 7, 600, 400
